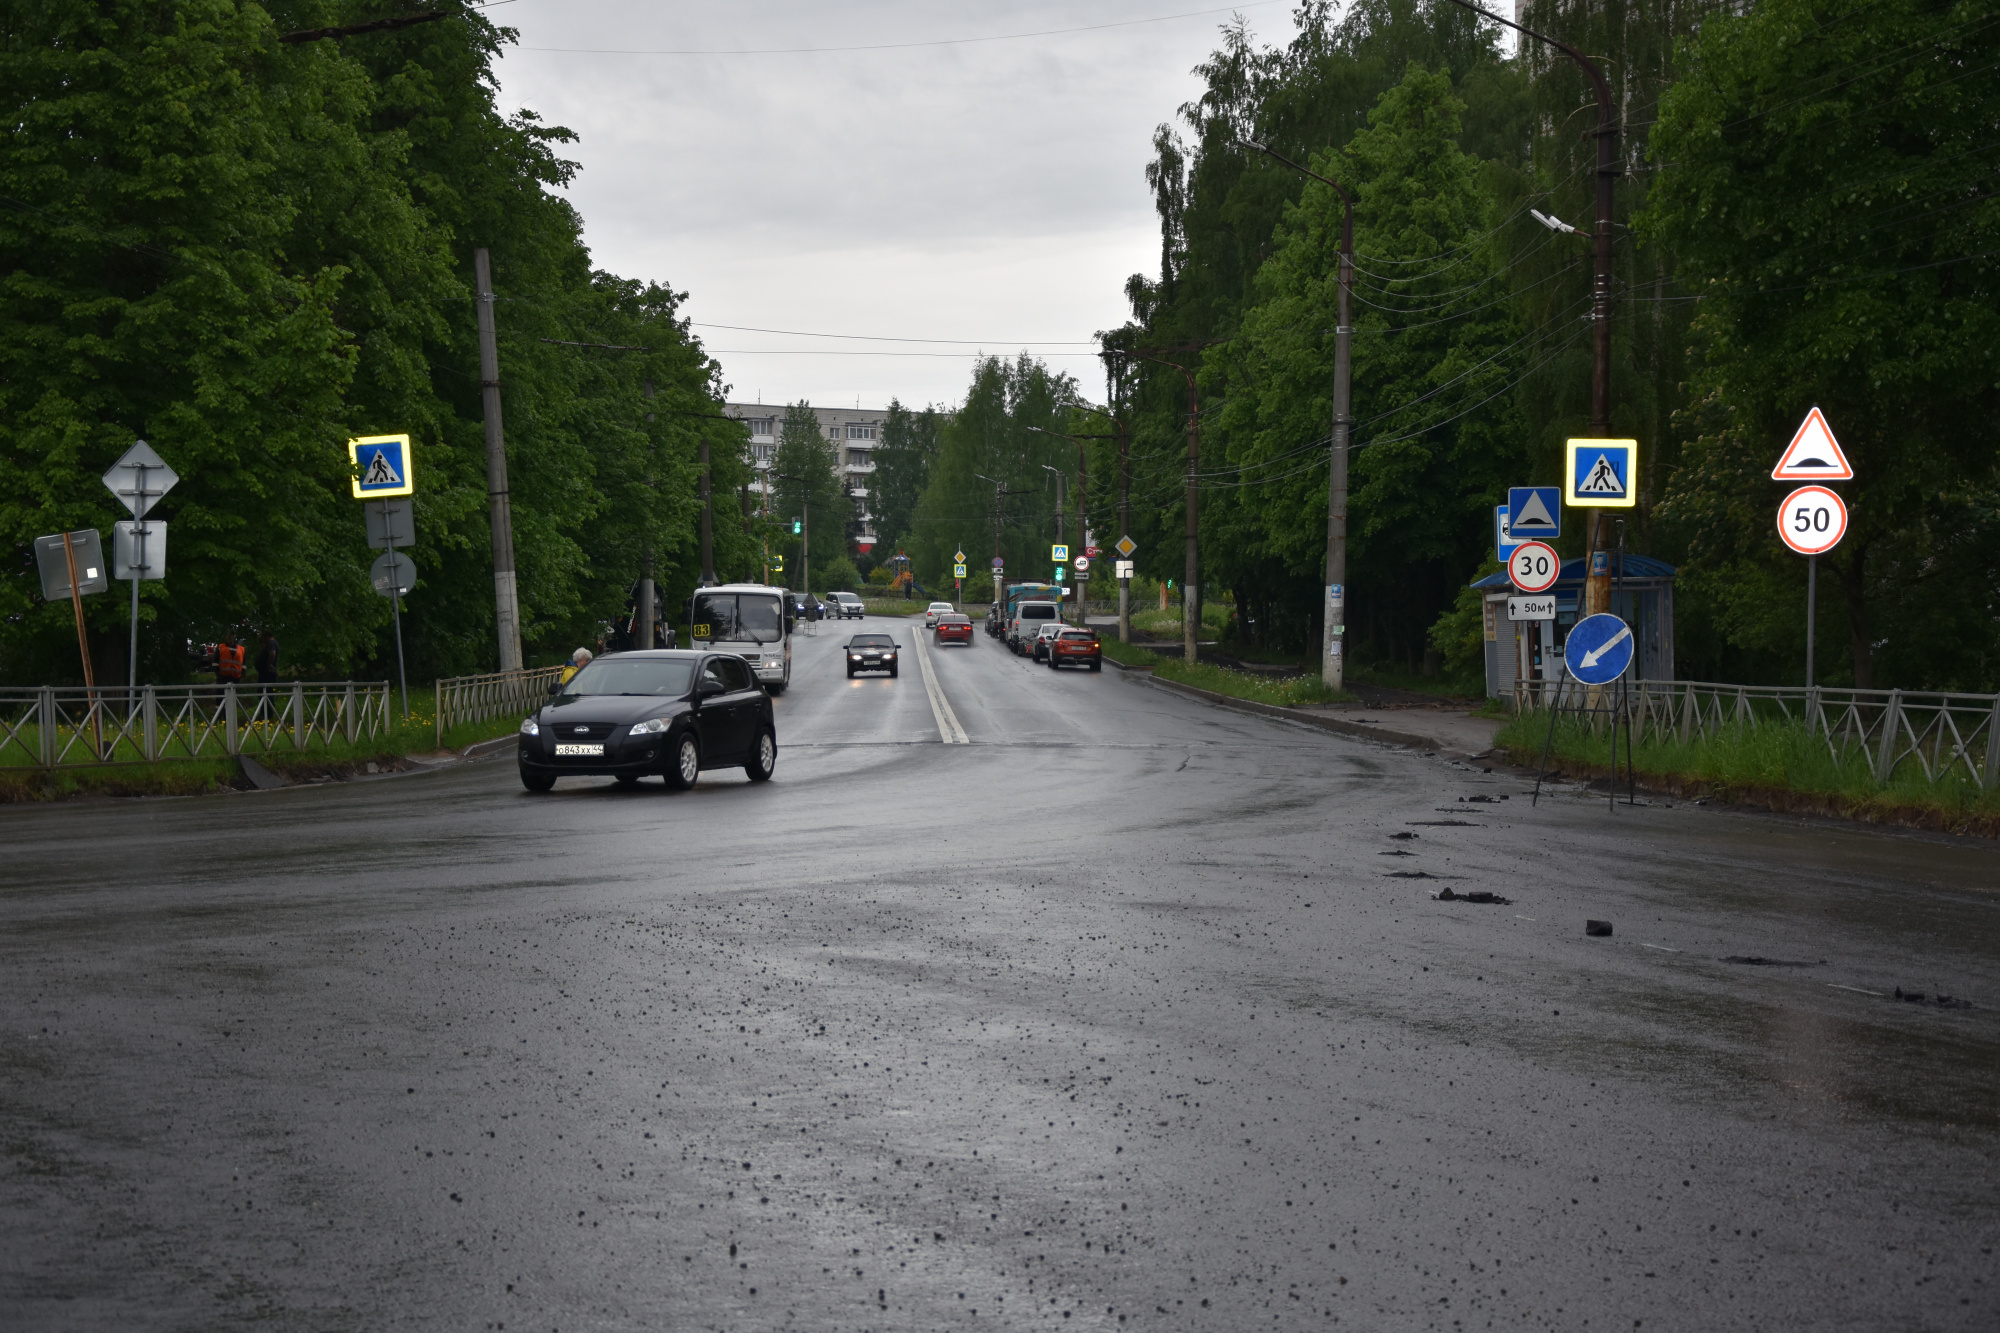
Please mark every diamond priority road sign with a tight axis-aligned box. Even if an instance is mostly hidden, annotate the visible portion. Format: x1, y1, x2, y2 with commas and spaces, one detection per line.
1114, 535, 1136, 558
349, 434, 415, 499
102, 440, 178, 518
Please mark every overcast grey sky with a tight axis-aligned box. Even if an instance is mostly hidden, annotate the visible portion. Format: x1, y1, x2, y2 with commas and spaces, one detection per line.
491, 1, 1306, 409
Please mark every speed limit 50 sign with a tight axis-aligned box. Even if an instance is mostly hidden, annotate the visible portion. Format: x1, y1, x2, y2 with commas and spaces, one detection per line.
1507, 540, 1561, 594
1777, 485, 1848, 556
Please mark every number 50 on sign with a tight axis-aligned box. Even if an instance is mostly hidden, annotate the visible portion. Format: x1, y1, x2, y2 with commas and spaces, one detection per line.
1777, 485, 1847, 556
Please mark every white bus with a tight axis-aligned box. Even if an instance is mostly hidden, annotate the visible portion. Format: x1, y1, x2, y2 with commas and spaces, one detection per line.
688, 583, 793, 692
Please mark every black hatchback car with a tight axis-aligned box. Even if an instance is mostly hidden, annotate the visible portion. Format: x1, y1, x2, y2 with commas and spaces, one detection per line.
517, 651, 775, 792
844, 633, 900, 677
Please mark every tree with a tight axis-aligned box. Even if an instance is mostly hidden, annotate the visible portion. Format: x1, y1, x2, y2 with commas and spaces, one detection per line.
0, 0, 738, 682
907, 357, 1074, 593
872, 399, 941, 552
771, 402, 848, 592
1644, 0, 2000, 688
1209, 64, 1524, 663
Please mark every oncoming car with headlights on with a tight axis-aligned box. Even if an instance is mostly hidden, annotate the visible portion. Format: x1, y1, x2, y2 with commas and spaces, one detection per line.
844, 633, 899, 678
517, 651, 775, 793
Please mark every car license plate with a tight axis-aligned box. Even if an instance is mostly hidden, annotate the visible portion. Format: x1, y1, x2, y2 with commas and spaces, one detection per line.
555, 743, 603, 756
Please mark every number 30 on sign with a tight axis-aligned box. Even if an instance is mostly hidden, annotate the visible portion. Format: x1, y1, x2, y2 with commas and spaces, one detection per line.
1507, 540, 1561, 594
1777, 485, 1847, 556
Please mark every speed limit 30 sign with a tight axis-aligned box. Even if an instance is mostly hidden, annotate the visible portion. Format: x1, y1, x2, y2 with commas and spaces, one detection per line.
1507, 540, 1561, 594
1777, 485, 1847, 556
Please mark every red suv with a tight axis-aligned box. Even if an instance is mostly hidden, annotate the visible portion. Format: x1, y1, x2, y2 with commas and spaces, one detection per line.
934, 613, 974, 646
1048, 628, 1102, 671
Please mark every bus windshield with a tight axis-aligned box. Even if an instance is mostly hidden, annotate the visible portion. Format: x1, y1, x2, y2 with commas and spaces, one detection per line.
692, 592, 785, 644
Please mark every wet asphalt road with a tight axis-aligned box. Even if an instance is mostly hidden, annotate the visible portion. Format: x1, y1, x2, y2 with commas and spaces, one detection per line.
3, 616, 1998, 1331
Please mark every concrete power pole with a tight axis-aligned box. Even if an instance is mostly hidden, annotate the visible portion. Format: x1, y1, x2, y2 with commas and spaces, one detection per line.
473, 248, 523, 673
700, 437, 715, 584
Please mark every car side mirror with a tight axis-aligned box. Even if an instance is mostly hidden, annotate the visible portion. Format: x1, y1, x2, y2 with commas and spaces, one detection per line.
697, 678, 725, 697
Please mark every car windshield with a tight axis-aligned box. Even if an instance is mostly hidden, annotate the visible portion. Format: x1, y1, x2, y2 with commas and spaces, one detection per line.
940, 615, 969, 624
693, 592, 784, 643
1019, 604, 1055, 619
850, 635, 896, 648
929, 603, 952, 611
1059, 630, 1095, 640
562, 658, 695, 697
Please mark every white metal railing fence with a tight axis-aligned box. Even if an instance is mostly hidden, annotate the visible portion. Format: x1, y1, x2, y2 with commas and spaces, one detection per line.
0, 682, 390, 769
434, 664, 566, 748
1512, 677, 2000, 788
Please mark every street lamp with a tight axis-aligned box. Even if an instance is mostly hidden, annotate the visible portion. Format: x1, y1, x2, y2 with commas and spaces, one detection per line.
1240, 136, 1353, 691
1442, 0, 1621, 616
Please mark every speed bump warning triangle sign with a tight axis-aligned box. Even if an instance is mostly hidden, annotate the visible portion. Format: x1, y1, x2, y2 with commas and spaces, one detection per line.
1772, 407, 1852, 481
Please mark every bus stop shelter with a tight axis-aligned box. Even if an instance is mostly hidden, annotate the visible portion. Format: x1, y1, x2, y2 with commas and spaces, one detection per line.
1471, 554, 1677, 701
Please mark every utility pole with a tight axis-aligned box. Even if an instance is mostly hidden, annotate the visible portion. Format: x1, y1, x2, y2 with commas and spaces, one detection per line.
1446, 0, 1619, 616
1041, 463, 1067, 622
1241, 139, 1352, 689
776, 473, 808, 598
1134, 351, 1204, 667
699, 436, 715, 584
637, 381, 657, 652
473, 248, 523, 672
975, 473, 1023, 614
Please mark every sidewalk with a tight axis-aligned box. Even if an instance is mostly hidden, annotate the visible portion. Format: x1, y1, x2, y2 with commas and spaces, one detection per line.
1125, 666, 1504, 759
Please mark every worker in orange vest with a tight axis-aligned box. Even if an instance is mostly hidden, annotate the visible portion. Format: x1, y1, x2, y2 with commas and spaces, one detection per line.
215, 635, 246, 683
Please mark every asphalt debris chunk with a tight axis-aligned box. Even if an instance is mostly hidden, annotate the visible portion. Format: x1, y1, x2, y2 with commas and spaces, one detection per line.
1433, 888, 1511, 905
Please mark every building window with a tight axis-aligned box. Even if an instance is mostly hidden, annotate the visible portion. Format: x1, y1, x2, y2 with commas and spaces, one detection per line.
847, 423, 875, 440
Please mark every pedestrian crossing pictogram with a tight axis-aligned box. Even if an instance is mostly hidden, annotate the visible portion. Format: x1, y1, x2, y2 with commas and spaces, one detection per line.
348, 434, 416, 498
1564, 438, 1638, 508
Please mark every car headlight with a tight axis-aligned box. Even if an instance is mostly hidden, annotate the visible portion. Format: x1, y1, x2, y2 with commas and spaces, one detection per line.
629, 717, 670, 735
850, 653, 862, 660
520, 717, 539, 736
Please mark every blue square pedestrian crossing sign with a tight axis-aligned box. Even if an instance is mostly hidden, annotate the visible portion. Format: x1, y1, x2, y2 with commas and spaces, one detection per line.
349, 434, 415, 499
1564, 438, 1637, 508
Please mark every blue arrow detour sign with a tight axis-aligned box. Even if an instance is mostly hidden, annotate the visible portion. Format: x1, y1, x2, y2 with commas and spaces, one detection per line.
1563, 613, 1634, 685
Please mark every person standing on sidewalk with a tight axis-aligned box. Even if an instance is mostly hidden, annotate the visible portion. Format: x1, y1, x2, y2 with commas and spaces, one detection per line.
256, 630, 280, 684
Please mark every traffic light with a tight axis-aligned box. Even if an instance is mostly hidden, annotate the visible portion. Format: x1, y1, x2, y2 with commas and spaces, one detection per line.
791, 518, 802, 535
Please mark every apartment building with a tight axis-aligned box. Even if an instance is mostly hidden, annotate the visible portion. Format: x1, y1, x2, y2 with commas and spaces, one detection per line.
725, 402, 882, 554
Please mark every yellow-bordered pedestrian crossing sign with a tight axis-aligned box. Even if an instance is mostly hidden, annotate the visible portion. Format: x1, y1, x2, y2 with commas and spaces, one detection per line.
1564, 438, 1637, 508
349, 434, 415, 499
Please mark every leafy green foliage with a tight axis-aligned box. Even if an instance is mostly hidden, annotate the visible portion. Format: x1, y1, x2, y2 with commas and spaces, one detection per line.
0, 1, 736, 684
771, 402, 849, 592
1644, 0, 2000, 689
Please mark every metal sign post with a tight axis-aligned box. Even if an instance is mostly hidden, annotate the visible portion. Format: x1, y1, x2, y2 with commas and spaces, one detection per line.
102, 441, 178, 704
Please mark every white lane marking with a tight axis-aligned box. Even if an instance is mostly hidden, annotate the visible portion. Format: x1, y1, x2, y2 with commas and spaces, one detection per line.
908, 622, 969, 744
1639, 943, 1682, 953
1827, 983, 1884, 997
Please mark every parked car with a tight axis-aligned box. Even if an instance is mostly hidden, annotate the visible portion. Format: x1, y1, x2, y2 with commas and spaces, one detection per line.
826, 591, 866, 619
923, 600, 955, 628
934, 613, 974, 646
1007, 600, 1060, 655
1048, 627, 1102, 671
1030, 620, 1067, 662
844, 632, 900, 677
517, 651, 775, 792
985, 605, 1005, 637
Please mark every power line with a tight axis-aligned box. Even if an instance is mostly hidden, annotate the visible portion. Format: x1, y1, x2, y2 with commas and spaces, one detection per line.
690, 322, 1100, 347
519, 1, 1291, 57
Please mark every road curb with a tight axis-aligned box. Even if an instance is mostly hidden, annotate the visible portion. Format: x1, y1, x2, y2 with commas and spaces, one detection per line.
462, 735, 516, 759
1140, 674, 1467, 755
